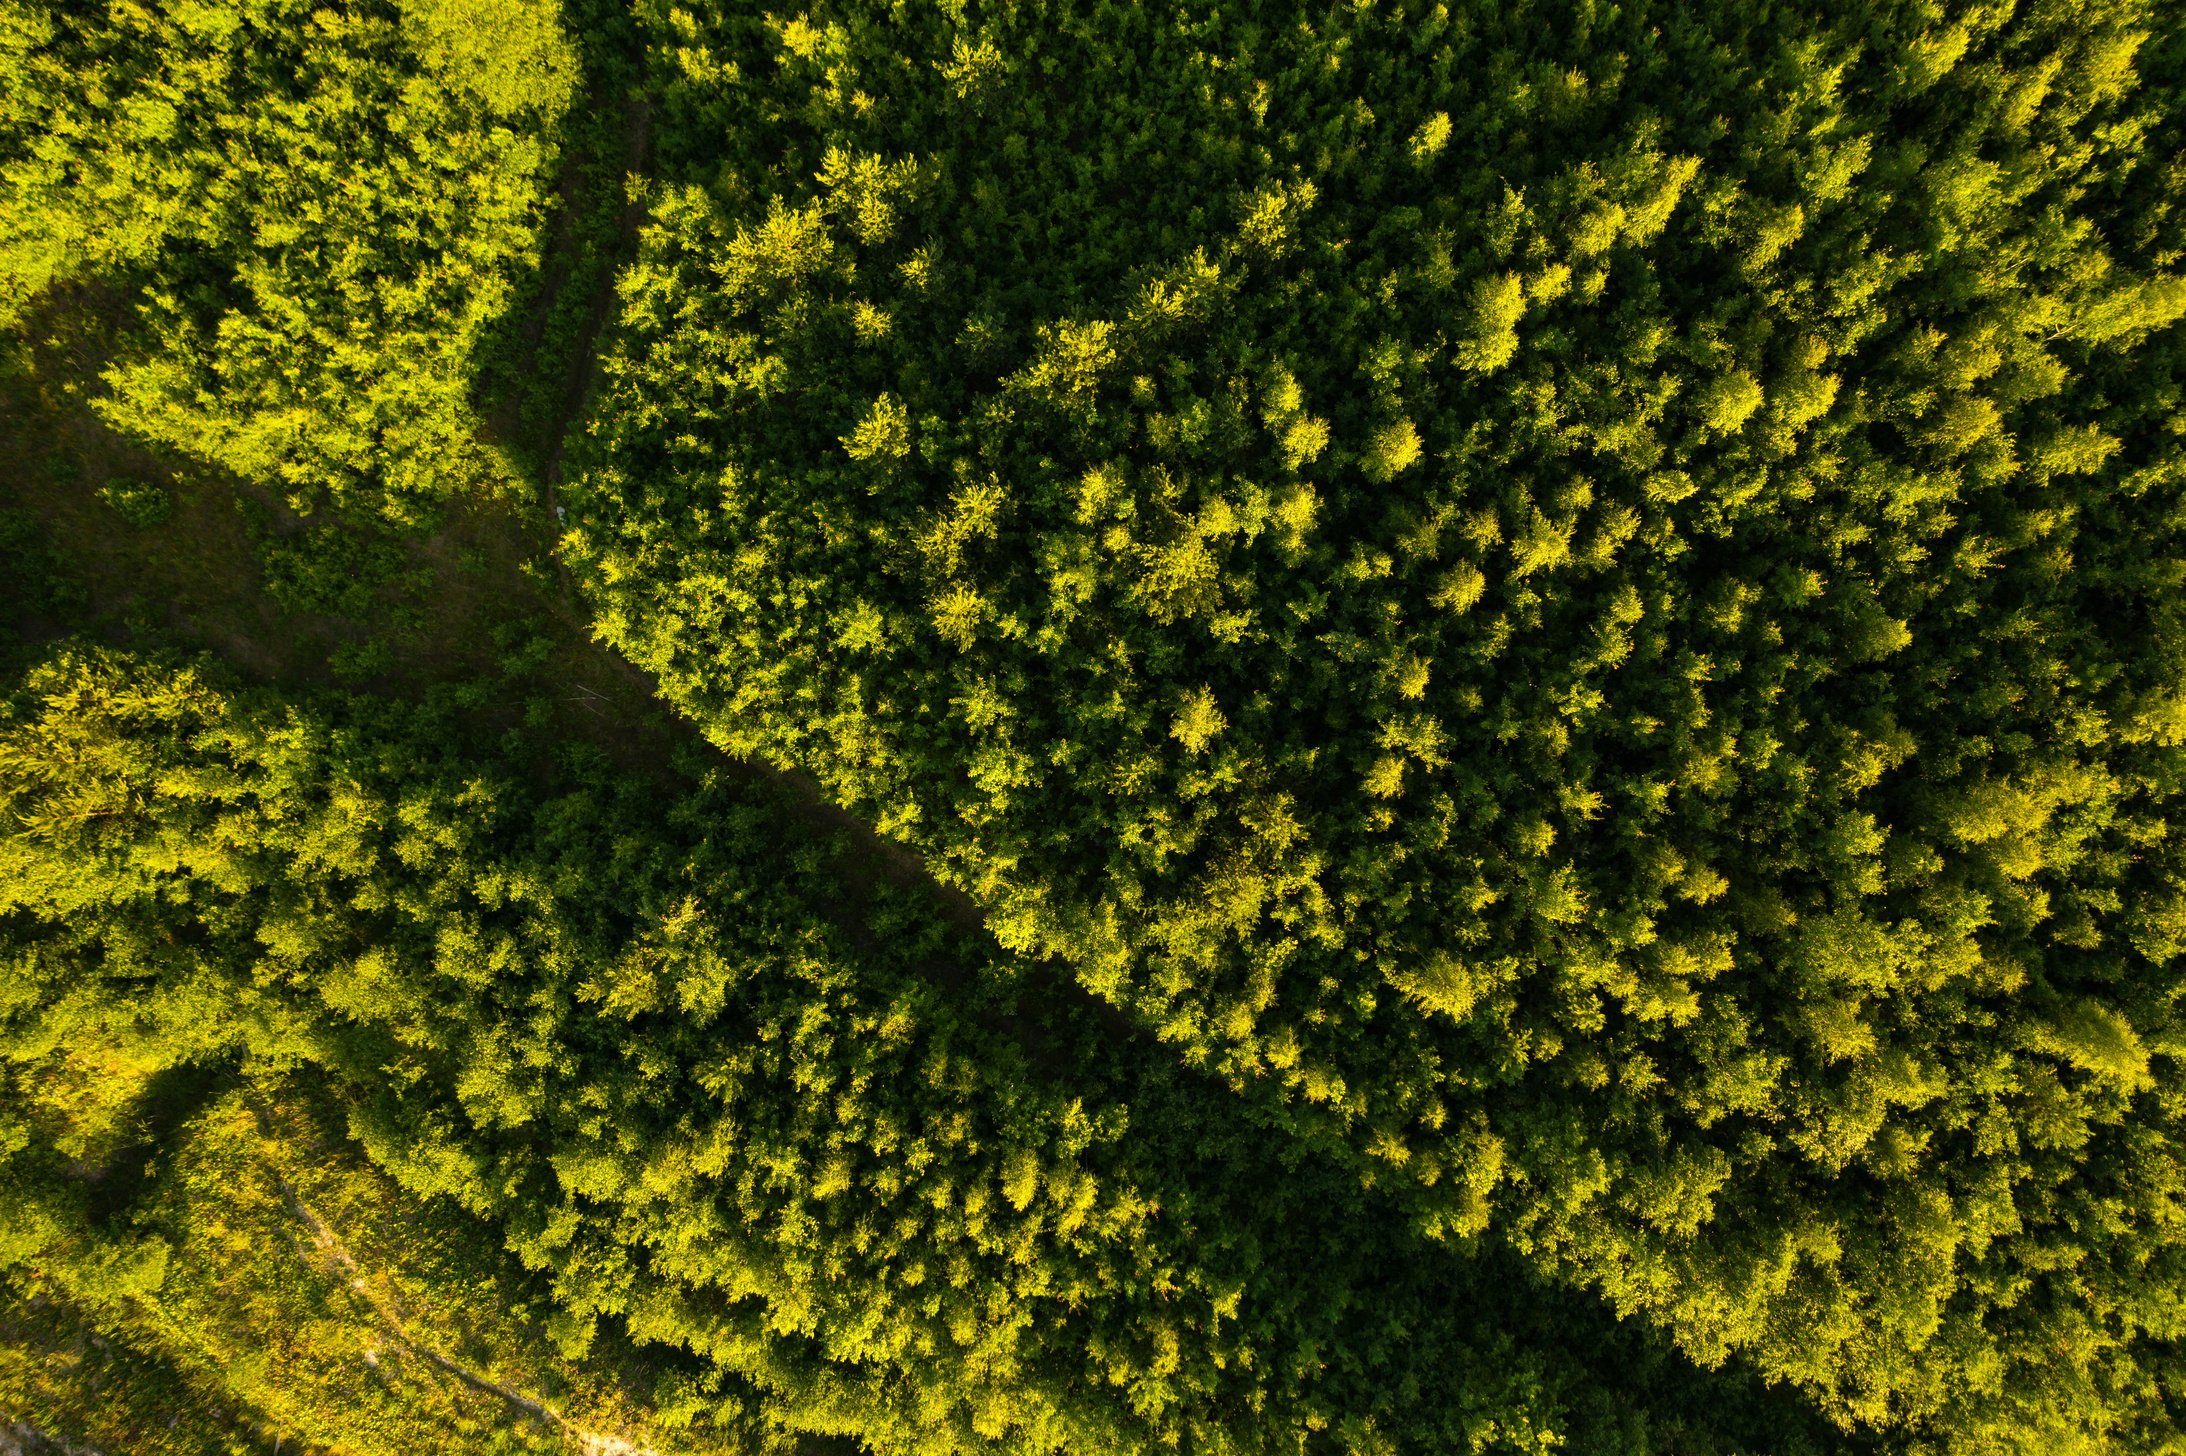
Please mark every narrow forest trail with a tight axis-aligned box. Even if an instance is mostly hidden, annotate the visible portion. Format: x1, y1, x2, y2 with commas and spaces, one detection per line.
498, 82, 998, 941
480, 64, 1171, 1088
0, 56, 1021, 1023
269, 1170, 649, 1456
0, 1417, 106, 1455
535, 92, 651, 514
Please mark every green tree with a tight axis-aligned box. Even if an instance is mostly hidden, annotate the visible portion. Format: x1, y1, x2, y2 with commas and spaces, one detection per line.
0, 642, 1864, 1455
560, 1, 2186, 1445
0, 0, 576, 522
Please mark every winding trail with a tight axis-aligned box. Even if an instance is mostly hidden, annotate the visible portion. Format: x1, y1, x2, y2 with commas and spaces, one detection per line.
268, 1167, 647, 1456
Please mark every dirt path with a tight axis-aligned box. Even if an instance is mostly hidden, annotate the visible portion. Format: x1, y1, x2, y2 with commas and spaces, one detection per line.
476, 84, 994, 937
267, 1161, 647, 1456
0, 1419, 106, 1456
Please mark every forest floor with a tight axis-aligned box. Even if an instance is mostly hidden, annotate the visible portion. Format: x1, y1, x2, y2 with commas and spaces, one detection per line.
0, 242, 888, 1456
0, 280, 668, 749
0, 58, 1124, 1450
0, 286, 978, 941
0, 39, 1005, 1456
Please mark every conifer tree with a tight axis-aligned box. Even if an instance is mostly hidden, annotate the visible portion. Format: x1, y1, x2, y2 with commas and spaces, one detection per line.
0, 643, 1864, 1456
0, 0, 576, 521
561, 1, 2186, 1444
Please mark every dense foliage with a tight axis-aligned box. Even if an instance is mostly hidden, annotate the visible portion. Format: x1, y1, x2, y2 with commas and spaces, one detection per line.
4, 0, 2185, 1449
0, 0, 576, 520
563, 0, 2186, 1444
2, 1080, 700, 1456
0, 644, 1853, 1456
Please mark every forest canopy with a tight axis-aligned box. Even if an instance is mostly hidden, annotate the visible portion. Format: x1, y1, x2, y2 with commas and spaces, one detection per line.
3, 0, 2185, 1453
563, 0, 2186, 1444
0, 641, 1856, 1456
0, 0, 575, 521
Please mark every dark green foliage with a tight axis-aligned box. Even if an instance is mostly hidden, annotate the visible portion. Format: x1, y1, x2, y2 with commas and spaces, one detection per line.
0, 508, 77, 643
5, 0, 2186, 1449
96, 475, 169, 528
227, 499, 438, 681
0, 644, 1864, 1456
562, 0, 2186, 1445
241, 502, 418, 621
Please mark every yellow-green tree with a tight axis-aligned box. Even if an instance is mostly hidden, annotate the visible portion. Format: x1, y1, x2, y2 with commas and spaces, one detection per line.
562, 1, 2186, 1446
0, 0, 576, 521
